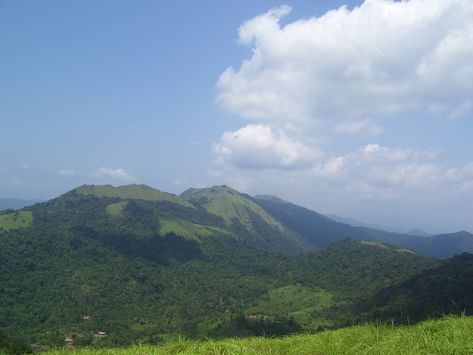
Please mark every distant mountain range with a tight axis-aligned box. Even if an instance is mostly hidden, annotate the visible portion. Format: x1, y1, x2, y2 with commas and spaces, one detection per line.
254, 194, 472, 258
326, 214, 431, 236
0, 198, 43, 211
0, 183, 472, 348
326, 213, 405, 233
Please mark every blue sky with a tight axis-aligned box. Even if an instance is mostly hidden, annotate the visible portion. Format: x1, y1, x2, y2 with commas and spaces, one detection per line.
1, 0, 472, 233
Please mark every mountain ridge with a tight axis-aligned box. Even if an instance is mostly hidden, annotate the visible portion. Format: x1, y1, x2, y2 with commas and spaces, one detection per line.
74, 184, 194, 208
0, 183, 468, 348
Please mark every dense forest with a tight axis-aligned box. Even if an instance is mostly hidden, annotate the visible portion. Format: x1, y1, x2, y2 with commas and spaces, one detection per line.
0, 184, 471, 352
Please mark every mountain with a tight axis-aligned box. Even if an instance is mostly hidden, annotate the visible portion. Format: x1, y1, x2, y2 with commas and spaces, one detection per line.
328, 215, 431, 237
0, 198, 42, 211
0, 184, 436, 347
358, 228, 473, 259
180, 186, 311, 254
255, 195, 369, 247
406, 228, 431, 237
254, 195, 473, 258
358, 252, 473, 324
326, 213, 404, 233
76, 184, 193, 208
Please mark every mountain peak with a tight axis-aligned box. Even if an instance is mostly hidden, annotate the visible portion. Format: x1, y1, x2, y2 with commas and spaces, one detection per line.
180, 185, 259, 222
180, 185, 239, 200
180, 185, 309, 253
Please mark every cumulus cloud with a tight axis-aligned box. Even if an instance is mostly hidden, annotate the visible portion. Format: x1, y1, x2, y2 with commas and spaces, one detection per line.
304, 143, 445, 193
332, 144, 444, 189
94, 167, 136, 182
217, 1, 473, 126
212, 1, 473, 230
213, 142, 472, 200
213, 124, 319, 170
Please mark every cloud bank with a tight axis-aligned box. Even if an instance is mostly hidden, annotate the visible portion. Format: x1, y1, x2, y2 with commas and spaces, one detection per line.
213, 1, 473, 231
217, 0, 473, 125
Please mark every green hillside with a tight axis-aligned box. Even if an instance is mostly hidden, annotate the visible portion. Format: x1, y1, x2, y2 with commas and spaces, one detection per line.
41, 316, 473, 355
181, 186, 311, 254
75, 184, 194, 208
0, 185, 436, 349
358, 252, 473, 323
0, 210, 33, 231
182, 186, 279, 227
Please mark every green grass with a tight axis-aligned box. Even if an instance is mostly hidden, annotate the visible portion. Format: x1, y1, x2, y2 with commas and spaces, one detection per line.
76, 185, 194, 208
159, 219, 227, 240
105, 202, 128, 217
0, 211, 33, 231
43, 316, 473, 354
181, 186, 282, 229
246, 284, 333, 329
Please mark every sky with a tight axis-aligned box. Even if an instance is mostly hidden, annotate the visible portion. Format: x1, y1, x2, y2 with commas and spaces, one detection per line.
1, 0, 472, 233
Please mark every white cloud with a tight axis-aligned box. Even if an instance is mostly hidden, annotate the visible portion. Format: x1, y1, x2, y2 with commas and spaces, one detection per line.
213, 142, 471, 200
211, 2, 473, 231
335, 119, 384, 137
217, 1, 473, 127
310, 144, 445, 189
94, 167, 136, 182
213, 124, 319, 170
452, 162, 473, 191
448, 99, 473, 120
57, 169, 76, 176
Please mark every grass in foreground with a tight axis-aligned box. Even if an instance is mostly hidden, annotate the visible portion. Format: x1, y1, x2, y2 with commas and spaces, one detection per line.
43, 316, 473, 355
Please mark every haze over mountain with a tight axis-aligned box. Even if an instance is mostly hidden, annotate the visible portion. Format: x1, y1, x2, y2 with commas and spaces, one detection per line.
0, 198, 43, 211
252, 193, 473, 258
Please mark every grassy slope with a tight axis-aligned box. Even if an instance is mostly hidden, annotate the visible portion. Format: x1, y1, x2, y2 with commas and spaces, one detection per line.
181, 186, 281, 228
158, 219, 227, 240
181, 186, 311, 254
76, 185, 194, 208
245, 284, 333, 330
0, 211, 33, 231
42, 316, 473, 355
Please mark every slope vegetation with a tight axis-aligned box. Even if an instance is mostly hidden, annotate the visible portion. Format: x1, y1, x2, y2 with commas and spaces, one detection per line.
43, 316, 473, 355
0, 186, 436, 347
75, 184, 193, 208
358, 252, 473, 323
255, 195, 473, 258
181, 186, 311, 254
